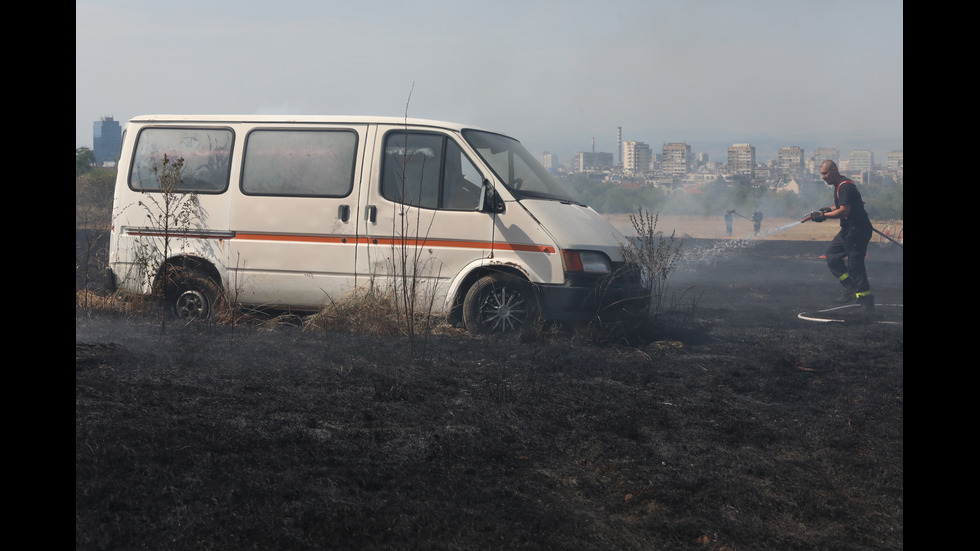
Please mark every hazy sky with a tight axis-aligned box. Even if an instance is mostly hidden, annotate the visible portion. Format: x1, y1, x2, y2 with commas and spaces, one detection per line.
76, 0, 903, 162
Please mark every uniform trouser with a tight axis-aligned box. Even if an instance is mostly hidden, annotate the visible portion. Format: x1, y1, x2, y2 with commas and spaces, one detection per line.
825, 225, 872, 293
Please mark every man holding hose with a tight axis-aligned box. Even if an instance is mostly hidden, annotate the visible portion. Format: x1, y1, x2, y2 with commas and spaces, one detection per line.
808, 160, 874, 311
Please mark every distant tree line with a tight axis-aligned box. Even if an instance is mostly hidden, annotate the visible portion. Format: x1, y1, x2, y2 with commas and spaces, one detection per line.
76, 147, 96, 177
76, 148, 116, 226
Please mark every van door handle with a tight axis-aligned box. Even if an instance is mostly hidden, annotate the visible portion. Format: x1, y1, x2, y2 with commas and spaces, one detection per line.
338, 204, 350, 222
365, 205, 377, 223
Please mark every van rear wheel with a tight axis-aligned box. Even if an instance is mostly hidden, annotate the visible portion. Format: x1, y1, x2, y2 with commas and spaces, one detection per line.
165, 271, 223, 321
463, 273, 540, 334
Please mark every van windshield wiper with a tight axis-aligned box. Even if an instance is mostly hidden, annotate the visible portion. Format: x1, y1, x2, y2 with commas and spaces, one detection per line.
514, 189, 579, 203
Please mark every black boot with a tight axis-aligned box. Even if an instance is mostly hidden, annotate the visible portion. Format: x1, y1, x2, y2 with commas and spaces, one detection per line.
857, 293, 875, 312
835, 283, 858, 304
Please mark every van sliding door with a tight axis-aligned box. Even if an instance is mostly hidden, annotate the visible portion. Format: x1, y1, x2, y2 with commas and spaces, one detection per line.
229, 125, 366, 309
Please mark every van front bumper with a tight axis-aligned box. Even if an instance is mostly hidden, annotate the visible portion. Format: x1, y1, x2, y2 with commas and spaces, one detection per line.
537, 271, 648, 323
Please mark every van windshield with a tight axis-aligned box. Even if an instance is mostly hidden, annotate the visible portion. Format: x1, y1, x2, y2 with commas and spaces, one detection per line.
462, 129, 577, 203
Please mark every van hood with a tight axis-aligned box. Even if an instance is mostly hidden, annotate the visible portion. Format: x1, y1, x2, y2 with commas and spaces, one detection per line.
518, 199, 629, 260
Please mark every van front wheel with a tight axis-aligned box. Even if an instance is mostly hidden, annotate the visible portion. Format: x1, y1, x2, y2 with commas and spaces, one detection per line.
463, 274, 540, 334
165, 271, 222, 321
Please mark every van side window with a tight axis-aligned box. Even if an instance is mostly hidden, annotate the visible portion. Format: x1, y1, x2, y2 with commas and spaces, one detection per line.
242, 129, 358, 197
130, 127, 233, 192
382, 131, 482, 211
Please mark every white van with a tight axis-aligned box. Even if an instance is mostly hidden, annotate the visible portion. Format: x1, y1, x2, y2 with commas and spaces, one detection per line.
106, 115, 645, 333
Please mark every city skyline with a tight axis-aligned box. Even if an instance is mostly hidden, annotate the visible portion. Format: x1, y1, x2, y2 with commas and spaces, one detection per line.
80, 111, 899, 173
537, 127, 900, 170
76, 1, 903, 164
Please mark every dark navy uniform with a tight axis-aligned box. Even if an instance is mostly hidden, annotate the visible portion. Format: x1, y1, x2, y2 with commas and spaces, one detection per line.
825, 177, 873, 302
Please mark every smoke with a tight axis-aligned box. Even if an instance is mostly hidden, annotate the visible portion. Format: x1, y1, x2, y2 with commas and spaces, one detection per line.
651, 182, 823, 220
565, 171, 829, 220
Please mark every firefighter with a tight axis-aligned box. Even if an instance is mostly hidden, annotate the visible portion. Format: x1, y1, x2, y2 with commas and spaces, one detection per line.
808, 160, 874, 311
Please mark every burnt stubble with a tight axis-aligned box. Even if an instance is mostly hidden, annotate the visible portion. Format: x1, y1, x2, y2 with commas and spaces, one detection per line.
76, 239, 903, 550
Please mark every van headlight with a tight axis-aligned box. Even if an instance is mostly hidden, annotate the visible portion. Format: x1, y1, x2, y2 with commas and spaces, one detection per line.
561, 250, 611, 274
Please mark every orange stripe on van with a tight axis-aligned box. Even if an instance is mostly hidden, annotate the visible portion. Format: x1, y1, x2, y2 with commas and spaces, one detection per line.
365, 237, 554, 254
495, 242, 556, 254
235, 232, 349, 244
233, 232, 555, 254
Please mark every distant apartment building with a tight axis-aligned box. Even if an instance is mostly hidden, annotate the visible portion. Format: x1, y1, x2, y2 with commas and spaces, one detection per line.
661, 142, 691, 176
541, 151, 558, 171
777, 146, 805, 181
727, 143, 755, 177
616, 126, 623, 165
622, 140, 652, 174
813, 147, 839, 165
573, 151, 614, 172
809, 147, 840, 174
848, 149, 874, 173
887, 150, 903, 177
693, 151, 710, 169
93, 116, 122, 165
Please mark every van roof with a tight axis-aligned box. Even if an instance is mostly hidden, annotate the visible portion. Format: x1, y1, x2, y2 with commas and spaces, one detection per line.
129, 114, 498, 134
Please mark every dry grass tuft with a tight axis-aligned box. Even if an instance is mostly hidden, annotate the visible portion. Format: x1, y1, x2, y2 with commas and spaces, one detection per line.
301, 287, 458, 337
75, 289, 156, 317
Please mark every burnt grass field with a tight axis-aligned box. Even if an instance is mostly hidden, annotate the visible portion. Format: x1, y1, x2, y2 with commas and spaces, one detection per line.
76, 236, 903, 550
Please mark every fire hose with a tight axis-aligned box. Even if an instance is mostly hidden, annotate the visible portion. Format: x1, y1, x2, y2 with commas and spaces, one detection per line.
871, 227, 903, 248
801, 209, 903, 249
728, 210, 754, 221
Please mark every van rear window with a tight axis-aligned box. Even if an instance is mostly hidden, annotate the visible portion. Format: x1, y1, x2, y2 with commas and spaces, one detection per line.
129, 127, 233, 192
242, 129, 357, 197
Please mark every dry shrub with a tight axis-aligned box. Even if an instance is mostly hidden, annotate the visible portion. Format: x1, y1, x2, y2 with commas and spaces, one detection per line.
77, 285, 465, 336
75, 289, 157, 317
621, 209, 683, 320
302, 288, 409, 337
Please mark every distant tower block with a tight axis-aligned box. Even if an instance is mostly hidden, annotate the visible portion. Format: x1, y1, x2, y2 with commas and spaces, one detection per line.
617, 126, 622, 165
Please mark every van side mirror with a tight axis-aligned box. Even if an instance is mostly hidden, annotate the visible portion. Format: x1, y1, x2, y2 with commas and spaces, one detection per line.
478, 179, 505, 214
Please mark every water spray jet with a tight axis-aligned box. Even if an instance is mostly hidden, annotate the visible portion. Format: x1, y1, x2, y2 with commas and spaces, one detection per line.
677, 220, 805, 268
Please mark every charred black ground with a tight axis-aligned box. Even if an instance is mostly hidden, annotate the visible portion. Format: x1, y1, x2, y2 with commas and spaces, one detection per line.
76, 238, 903, 551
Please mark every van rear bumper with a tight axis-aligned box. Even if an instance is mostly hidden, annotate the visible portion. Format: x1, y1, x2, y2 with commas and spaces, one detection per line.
537, 281, 648, 323
104, 267, 118, 293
